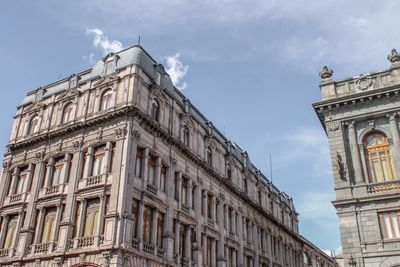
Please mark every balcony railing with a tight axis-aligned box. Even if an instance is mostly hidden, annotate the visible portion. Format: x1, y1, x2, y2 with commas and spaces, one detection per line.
157, 247, 165, 258
10, 193, 23, 202
38, 183, 68, 199
32, 242, 51, 254
143, 242, 155, 254
146, 183, 158, 195
367, 180, 400, 193
0, 248, 10, 258
86, 175, 103, 186
77, 236, 94, 248
78, 174, 110, 191
181, 203, 190, 214
132, 238, 139, 249
2, 192, 29, 206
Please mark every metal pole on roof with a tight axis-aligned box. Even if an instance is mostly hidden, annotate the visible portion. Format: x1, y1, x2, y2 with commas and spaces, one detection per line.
138, 36, 141, 46
269, 153, 273, 183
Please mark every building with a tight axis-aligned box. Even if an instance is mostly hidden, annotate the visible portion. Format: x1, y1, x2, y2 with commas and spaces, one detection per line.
313, 49, 400, 267
0, 45, 334, 267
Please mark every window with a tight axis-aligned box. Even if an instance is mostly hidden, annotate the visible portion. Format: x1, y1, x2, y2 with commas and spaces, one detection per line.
206, 146, 212, 166
14, 166, 28, 195
243, 179, 248, 194
183, 125, 189, 146
379, 211, 400, 239
151, 100, 160, 122
100, 90, 112, 111
50, 156, 64, 186
29, 116, 39, 134
91, 145, 106, 176
62, 103, 73, 123
3, 215, 18, 249
41, 207, 57, 243
84, 198, 100, 237
207, 194, 213, 219
135, 148, 144, 178
364, 132, 397, 183
143, 206, 152, 243
148, 156, 157, 185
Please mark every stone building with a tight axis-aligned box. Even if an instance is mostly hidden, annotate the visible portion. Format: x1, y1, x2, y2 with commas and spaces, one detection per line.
0, 45, 334, 267
314, 49, 400, 267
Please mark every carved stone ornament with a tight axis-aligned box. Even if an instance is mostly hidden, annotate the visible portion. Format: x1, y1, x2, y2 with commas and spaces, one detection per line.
35, 151, 44, 162
334, 152, 345, 180
367, 120, 376, 130
319, 65, 333, 79
73, 140, 83, 151
170, 156, 177, 166
57, 74, 81, 100
388, 48, 400, 63
355, 74, 373, 91
26, 87, 46, 111
327, 121, 341, 132
2, 161, 10, 170
54, 257, 64, 266
115, 126, 127, 139
80, 253, 86, 264
94, 72, 120, 87
96, 129, 103, 141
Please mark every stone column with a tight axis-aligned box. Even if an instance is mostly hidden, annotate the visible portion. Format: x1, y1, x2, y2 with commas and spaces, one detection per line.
176, 172, 182, 205
155, 157, 161, 189
211, 238, 216, 267
0, 216, 9, 248
232, 250, 237, 267
61, 154, 73, 184
188, 179, 193, 209
193, 179, 203, 267
103, 141, 113, 175
217, 198, 226, 267
76, 200, 87, 240
203, 190, 208, 219
174, 220, 181, 265
225, 206, 229, 232
34, 208, 45, 244
137, 197, 145, 249
164, 158, 176, 263
0, 170, 11, 200
253, 224, 259, 267
233, 212, 237, 235
237, 211, 244, 267
23, 163, 35, 193
184, 226, 191, 262
348, 122, 364, 183
212, 195, 217, 221
83, 147, 94, 179
9, 168, 19, 195
151, 208, 158, 247
142, 148, 150, 187
389, 113, 400, 169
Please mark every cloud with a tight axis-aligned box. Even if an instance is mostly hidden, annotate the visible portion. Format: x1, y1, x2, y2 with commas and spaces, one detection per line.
298, 191, 335, 222
164, 53, 189, 90
86, 28, 124, 55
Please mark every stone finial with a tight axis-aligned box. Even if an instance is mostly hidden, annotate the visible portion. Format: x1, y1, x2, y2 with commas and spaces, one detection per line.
319, 65, 333, 79
387, 48, 400, 64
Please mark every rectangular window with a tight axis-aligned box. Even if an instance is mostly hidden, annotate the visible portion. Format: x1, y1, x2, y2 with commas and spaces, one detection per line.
148, 156, 157, 185
41, 207, 57, 243
181, 177, 188, 205
143, 206, 152, 243
380, 211, 400, 239
91, 145, 106, 176
3, 215, 18, 249
135, 148, 144, 178
157, 212, 164, 247
51, 156, 65, 186
84, 198, 100, 237
109, 143, 115, 173
15, 166, 29, 194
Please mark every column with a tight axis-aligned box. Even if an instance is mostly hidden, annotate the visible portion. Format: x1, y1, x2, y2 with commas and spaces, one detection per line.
151, 208, 158, 247
83, 147, 94, 179
142, 148, 149, 187
211, 238, 216, 267
237, 212, 244, 267
188, 179, 193, 209
202, 234, 207, 265
348, 122, 364, 183
174, 220, 180, 263
225, 206, 229, 232
233, 212, 237, 235
389, 113, 400, 168
95, 195, 106, 245
9, 168, 19, 195
75, 199, 87, 248
61, 154, 72, 184
43, 158, 54, 188
176, 172, 182, 204
34, 208, 45, 244
193, 180, 203, 267
212, 195, 217, 221
137, 198, 145, 249
164, 158, 176, 262
154, 157, 161, 189
103, 141, 113, 175
217, 198, 226, 267
194, 183, 201, 215
0, 216, 9, 248
23, 163, 35, 193
203, 190, 208, 218
50, 204, 63, 252
184, 226, 191, 261
253, 224, 259, 267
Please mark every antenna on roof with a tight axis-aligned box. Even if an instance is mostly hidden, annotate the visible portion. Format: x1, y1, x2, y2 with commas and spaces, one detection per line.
138, 36, 141, 46
269, 153, 273, 183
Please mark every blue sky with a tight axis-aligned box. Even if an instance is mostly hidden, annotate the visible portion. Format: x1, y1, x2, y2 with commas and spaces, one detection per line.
1, 0, 400, 253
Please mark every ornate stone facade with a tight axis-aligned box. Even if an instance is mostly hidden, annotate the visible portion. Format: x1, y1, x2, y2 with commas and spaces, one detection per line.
314, 50, 400, 267
0, 45, 333, 267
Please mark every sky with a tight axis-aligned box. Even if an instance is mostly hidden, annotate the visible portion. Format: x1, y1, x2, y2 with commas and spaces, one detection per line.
1, 0, 400, 253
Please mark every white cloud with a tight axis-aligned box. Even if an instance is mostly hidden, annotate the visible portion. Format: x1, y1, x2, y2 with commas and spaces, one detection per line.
86, 28, 124, 55
298, 191, 335, 221
164, 53, 189, 90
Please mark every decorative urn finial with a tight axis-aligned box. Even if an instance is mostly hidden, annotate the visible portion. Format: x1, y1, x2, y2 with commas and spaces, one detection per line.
388, 48, 400, 64
319, 65, 333, 80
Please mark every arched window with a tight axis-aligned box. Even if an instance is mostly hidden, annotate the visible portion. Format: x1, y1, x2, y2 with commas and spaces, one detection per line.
151, 100, 160, 122
62, 103, 73, 123
29, 116, 39, 134
206, 146, 212, 166
183, 125, 189, 146
100, 90, 112, 111
364, 132, 397, 183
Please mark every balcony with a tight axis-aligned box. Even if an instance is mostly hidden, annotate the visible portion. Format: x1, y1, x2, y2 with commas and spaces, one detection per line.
146, 183, 158, 195
78, 174, 111, 191
2, 192, 29, 206
77, 236, 94, 248
143, 242, 155, 254
367, 180, 400, 193
30, 242, 51, 254
38, 183, 68, 199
